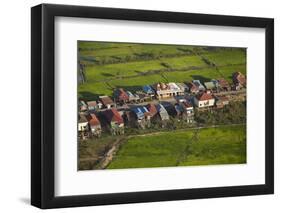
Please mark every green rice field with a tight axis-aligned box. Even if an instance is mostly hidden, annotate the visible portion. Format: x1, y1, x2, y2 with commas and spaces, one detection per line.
78, 41, 246, 100
107, 125, 246, 169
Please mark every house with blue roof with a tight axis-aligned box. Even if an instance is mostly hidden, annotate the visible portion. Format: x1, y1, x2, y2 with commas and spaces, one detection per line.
192, 80, 205, 92
142, 85, 155, 98
156, 104, 170, 122
126, 91, 140, 103
131, 106, 151, 129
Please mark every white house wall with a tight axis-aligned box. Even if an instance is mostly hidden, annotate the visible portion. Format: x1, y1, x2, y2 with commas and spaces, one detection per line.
195, 98, 215, 108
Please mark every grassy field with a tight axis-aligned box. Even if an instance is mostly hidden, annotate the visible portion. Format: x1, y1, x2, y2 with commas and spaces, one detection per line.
107, 125, 246, 169
78, 41, 246, 100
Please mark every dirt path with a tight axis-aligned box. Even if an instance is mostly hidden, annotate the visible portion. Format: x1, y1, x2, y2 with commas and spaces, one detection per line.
97, 137, 126, 169
176, 127, 200, 166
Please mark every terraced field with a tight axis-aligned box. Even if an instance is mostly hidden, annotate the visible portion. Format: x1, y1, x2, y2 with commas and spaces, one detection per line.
78, 41, 246, 100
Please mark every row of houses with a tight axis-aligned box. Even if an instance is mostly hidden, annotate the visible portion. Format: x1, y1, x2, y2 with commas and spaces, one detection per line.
78, 97, 196, 139
152, 72, 246, 99
79, 72, 246, 111
78, 90, 231, 140
78, 72, 245, 140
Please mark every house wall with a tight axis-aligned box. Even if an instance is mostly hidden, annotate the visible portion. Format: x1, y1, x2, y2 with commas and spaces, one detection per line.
194, 98, 215, 108
90, 125, 101, 133
78, 122, 88, 131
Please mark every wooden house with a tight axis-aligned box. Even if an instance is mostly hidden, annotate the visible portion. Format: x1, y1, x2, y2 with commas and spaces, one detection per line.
174, 101, 194, 123
78, 113, 89, 140
136, 91, 152, 102
79, 100, 88, 112
192, 80, 205, 92
156, 104, 170, 121
87, 113, 102, 137
126, 91, 140, 103
187, 82, 199, 94
113, 88, 129, 104
161, 102, 177, 117
142, 85, 156, 98
232, 72, 246, 90
103, 108, 124, 135
146, 103, 158, 119
215, 96, 230, 108
204, 81, 216, 91
99, 96, 115, 109
131, 106, 151, 129
174, 103, 185, 118
181, 101, 194, 123
87, 101, 97, 111
217, 78, 231, 91
176, 83, 189, 92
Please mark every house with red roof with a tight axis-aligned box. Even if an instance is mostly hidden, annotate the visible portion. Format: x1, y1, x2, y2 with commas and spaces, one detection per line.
232, 72, 246, 90
78, 113, 90, 140
87, 113, 102, 138
181, 101, 194, 123
146, 103, 158, 118
87, 101, 97, 111
217, 78, 231, 91
194, 91, 215, 108
103, 108, 124, 135
113, 88, 129, 104
215, 96, 230, 109
79, 100, 88, 112
99, 96, 115, 109
187, 82, 200, 94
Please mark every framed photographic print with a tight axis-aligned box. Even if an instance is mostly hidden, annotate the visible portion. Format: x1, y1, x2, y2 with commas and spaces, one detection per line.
31, 4, 274, 209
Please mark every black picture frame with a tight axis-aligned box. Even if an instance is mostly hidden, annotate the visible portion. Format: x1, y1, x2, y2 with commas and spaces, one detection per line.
31, 3, 274, 209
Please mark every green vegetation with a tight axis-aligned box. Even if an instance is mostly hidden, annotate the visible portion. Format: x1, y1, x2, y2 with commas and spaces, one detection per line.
107, 125, 246, 169
78, 41, 246, 100
79, 135, 125, 170
203, 49, 246, 66
195, 101, 246, 125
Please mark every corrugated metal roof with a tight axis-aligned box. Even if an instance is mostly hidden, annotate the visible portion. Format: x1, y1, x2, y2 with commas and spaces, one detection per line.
103, 108, 124, 124
196, 92, 214, 101
88, 113, 100, 126
143, 85, 154, 93
132, 107, 144, 119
